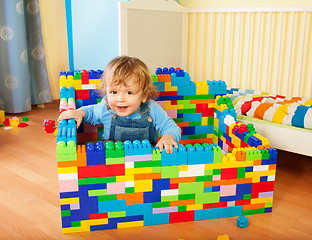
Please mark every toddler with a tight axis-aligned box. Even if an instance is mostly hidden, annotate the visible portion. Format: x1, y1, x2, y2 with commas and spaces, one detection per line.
58, 56, 181, 153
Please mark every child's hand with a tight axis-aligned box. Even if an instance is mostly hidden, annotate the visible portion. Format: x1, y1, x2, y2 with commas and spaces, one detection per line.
57, 109, 86, 129
156, 134, 179, 154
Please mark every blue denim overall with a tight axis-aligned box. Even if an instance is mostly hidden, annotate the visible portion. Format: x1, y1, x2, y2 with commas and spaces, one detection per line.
109, 104, 158, 144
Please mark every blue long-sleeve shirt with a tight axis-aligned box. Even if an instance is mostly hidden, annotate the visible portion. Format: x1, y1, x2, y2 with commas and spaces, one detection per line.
81, 100, 181, 142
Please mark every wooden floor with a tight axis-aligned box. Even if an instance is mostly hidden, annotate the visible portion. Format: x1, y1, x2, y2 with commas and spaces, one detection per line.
1, 100, 312, 240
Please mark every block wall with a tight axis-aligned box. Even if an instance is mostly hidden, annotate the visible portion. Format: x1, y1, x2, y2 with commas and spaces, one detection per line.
57, 69, 277, 234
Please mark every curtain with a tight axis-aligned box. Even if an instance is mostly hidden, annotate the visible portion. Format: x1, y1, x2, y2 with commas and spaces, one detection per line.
0, 0, 52, 113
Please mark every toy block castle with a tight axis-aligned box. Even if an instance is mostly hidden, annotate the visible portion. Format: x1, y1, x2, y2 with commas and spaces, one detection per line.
57, 68, 276, 233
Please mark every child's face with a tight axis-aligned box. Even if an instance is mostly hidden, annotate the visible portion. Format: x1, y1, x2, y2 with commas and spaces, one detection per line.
106, 75, 147, 117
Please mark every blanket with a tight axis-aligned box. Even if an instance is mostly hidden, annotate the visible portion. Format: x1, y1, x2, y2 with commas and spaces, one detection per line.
227, 88, 312, 130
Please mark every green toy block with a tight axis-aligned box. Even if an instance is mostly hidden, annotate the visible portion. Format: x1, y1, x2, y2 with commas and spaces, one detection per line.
108, 211, 126, 218
153, 202, 170, 208
196, 175, 213, 182
125, 187, 135, 193
98, 195, 117, 201
105, 141, 124, 158
134, 160, 161, 168
22, 116, 29, 122
213, 169, 221, 175
213, 146, 222, 163
177, 108, 196, 114
71, 221, 81, 227
189, 122, 202, 126
179, 182, 204, 195
152, 148, 161, 161
178, 193, 195, 200
178, 206, 187, 212
243, 194, 251, 200
161, 166, 179, 178
74, 72, 81, 79
61, 210, 71, 217
106, 157, 125, 165
162, 195, 178, 202
237, 167, 246, 179
195, 192, 220, 204
97, 176, 117, 184
88, 189, 107, 197
56, 141, 76, 155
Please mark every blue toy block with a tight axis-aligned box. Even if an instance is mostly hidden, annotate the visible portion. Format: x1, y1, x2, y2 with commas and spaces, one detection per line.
144, 191, 162, 203
183, 126, 195, 135
183, 112, 202, 122
171, 72, 196, 95
195, 208, 219, 221
117, 215, 144, 223
265, 207, 272, 213
125, 203, 153, 216
235, 183, 252, 200
86, 142, 106, 165
156, 95, 184, 101
195, 125, 213, 135
144, 212, 169, 226
152, 178, 170, 191
90, 219, 117, 231
154, 82, 165, 92
208, 80, 227, 95
248, 136, 262, 147
236, 215, 249, 228
88, 69, 103, 79
187, 144, 214, 165
161, 144, 187, 166
204, 187, 212, 193
98, 200, 126, 213
123, 139, 152, 156
245, 166, 253, 172
219, 206, 242, 218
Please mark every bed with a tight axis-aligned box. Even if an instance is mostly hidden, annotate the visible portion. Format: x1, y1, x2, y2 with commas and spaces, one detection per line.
119, 0, 312, 156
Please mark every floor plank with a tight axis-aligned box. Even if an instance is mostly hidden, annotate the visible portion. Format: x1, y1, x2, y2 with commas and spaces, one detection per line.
1, 101, 311, 240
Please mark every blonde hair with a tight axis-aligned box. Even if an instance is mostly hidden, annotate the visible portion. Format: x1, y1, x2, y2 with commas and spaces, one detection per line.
100, 56, 159, 104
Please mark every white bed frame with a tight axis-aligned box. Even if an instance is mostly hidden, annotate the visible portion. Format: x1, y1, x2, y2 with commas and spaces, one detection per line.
119, 0, 312, 157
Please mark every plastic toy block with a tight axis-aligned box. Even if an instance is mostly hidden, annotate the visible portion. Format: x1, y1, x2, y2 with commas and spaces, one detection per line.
208, 80, 227, 95
170, 72, 196, 95
86, 142, 105, 165
236, 215, 249, 228
194, 81, 209, 95
186, 143, 214, 165
105, 141, 124, 158
161, 144, 187, 166
9, 117, 19, 127
217, 235, 230, 240
123, 140, 152, 156
57, 119, 77, 144
157, 74, 171, 82
18, 122, 28, 128
22, 116, 28, 122
0, 110, 4, 125
75, 90, 89, 99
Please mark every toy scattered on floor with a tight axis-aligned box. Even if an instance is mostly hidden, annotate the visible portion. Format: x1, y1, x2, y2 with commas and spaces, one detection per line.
44, 119, 56, 133
22, 116, 29, 122
56, 68, 276, 234
236, 215, 249, 228
217, 235, 229, 240
0, 110, 4, 125
18, 122, 28, 128
9, 117, 19, 127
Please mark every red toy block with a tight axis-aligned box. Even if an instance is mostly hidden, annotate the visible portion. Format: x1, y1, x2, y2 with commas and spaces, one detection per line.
106, 164, 125, 177
4, 118, 10, 126
81, 69, 89, 84
159, 91, 178, 97
170, 183, 179, 189
171, 100, 177, 105
251, 181, 275, 198
235, 199, 251, 206
75, 90, 90, 99
18, 122, 28, 128
196, 103, 214, 117
78, 164, 107, 178
89, 212, 108, 220
169, 210, 195, 223
203, 202, 227, 209
221, 168, 238, 180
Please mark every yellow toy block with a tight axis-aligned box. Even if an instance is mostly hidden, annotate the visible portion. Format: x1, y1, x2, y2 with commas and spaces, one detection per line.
251, 196, 273, 204
186, 204, 203, 211
165, 82, 177, 91
58, 167, 78, 174
0, 110, 4, 125
60, 197, 79, 205
217, 235, 230, 240
89, 78, 101, 87
134, 179, 153, 192
67, 76, 82, 90
179, 165, 188, 172
202, 117, 208, 125
117, 220, 144, 229
195, 81, 208, 95
9, 117, 19, 127
164, 101, 183, 110
59, 75, 68, 88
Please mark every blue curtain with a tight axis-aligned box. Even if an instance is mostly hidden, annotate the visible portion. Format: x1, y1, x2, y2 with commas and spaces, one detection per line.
0, 0, 52, 113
